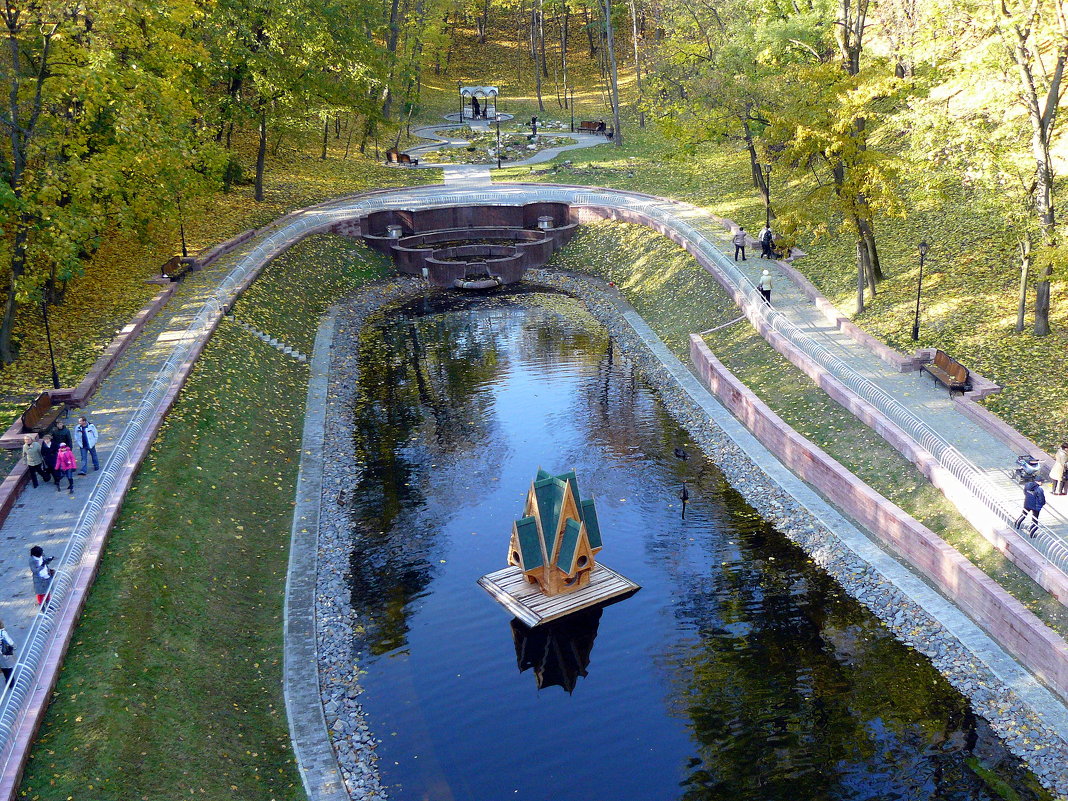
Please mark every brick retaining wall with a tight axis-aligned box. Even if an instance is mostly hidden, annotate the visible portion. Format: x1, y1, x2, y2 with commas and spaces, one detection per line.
689, 334, 1068, 701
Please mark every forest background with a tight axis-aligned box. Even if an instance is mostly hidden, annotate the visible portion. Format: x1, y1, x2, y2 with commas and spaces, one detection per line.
2, 0, 1067, 448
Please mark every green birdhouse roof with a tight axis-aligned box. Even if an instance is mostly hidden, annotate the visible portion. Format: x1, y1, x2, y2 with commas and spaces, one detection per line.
515, 469, 602, 575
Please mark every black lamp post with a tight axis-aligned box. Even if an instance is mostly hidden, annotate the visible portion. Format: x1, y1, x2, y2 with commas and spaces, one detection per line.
763, 163, 772, 230
570, 87, 575, 132
496, 115, 502, 169
911, 241, 930, 341
457, 81, 463, 119
176, 192, 188, 258
40, 294, 60, 389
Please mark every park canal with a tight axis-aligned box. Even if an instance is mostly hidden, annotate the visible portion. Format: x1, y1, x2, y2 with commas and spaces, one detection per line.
344, 288, 1045, 801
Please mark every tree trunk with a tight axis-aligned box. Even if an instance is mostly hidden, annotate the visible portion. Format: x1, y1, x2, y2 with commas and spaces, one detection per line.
478, 0, 490, 43
582, 5, 598, 56
321, 116, 329, 160
1034, 267, 1052, 336
561, 4, 570, 107
603, 0, 622, 145
255, 105, 267, 201
629, 0, 644, 127
0, 226, 28, 364
539, 2, 549, 78
856, 243, 866, 314
858, 215, 882, 281
531, 4, 545, 111
1016, 239, 1031, 332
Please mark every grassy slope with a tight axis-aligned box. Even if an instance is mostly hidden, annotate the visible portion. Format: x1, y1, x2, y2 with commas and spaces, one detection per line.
18, 236, 390, 801
504, 123, 1068, 453
547, 221, 1068, 638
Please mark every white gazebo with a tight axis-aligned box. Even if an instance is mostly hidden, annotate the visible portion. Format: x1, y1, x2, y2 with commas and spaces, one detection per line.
459, 85, 499, 120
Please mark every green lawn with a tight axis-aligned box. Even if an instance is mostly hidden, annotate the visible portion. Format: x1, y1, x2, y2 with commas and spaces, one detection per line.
18, 235, 390, 801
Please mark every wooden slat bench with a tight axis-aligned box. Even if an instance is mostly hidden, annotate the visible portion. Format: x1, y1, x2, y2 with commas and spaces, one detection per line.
20, 392, 65, 434
923, 349, 971, 394
386, 149, 419, 166
578, 121, 599, 133
161, 255, 195, 282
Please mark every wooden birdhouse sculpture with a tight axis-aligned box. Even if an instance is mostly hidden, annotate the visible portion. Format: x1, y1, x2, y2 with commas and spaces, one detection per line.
507, 469, 603, 596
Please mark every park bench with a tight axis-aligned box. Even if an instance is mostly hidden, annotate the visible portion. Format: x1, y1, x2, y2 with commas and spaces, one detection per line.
923, 349, 972, 394
386, 149, 419, 166
578, 121, 613, 138
20, 392, 65, 435
161, 255, 195, 282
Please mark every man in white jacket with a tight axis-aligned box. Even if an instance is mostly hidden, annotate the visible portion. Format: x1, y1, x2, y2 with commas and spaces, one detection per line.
75, 415, 99, 475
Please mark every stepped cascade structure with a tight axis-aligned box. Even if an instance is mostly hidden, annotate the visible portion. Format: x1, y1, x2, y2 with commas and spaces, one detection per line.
356, 203, 578, 288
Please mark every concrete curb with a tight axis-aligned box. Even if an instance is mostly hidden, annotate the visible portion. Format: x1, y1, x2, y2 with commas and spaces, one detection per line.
284, 309, 349, 801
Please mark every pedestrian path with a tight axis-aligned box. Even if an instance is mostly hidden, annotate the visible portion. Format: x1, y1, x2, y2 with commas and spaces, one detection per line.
701, 230, 1068, 537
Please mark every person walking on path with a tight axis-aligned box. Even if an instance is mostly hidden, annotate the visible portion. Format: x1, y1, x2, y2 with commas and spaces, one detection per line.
1051, 443, 1068, 495
39, 433, 59, 486
22, 435, 46, 489
758, 270, 773, 304
52, 420, 73, 450
733, 228, 748, 261
472, 96, 480, 119
75, 416, 99, 475
758, 226, 772, 258
1014, 478, 1047, 538
0, 621, 15, 686
54, 443, 76, 494
29, 546, 54, 606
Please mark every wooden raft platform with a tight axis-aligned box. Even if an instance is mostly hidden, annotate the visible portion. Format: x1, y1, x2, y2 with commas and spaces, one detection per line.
478, 564, 640, 627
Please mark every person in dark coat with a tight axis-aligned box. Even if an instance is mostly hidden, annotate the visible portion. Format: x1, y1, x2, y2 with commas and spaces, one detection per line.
0, 620, 15, 686
39, 433, 59, 486
28, 545, 54, 606
52, 420, 73, 450
471, 96, 480, 119
1014, 478, 1046, 538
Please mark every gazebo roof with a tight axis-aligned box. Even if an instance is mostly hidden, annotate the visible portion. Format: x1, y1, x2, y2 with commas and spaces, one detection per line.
460, 86, 499, 97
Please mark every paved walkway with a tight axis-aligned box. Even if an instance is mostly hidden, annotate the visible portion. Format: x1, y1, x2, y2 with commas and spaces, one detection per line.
703, 233, 1068, 536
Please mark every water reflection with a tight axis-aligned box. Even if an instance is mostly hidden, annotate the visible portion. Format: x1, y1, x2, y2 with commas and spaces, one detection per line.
511, 608, 602, 694
344, 289, 1048, 801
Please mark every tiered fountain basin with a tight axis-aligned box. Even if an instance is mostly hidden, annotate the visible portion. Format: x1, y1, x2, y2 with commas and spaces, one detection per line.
358, 203, 577, 287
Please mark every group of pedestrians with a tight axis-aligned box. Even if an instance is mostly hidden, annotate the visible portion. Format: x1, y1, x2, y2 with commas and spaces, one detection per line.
21, 416, 99, 495
0, 417, 101, 687
731, 226, 776, 305
1014, 443, 1068, 538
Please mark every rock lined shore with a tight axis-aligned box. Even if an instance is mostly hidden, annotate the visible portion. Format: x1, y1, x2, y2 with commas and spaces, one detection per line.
310, 270, 1068, 799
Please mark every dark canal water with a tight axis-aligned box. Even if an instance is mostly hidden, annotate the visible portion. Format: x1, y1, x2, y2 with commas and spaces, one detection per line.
346, 289, 1045, 801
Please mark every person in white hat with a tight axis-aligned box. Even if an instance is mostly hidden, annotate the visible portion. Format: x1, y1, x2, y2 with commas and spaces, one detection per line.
758, 270, 773, 304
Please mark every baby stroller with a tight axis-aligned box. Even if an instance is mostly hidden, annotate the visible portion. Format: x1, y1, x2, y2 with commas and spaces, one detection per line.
1013, 454, 1041, 484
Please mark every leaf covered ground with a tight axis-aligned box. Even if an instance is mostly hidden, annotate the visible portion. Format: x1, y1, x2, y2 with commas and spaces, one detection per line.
17, 235, 390, 801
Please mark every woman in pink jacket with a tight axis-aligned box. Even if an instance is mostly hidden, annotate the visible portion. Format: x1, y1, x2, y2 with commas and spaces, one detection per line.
54, 443, 76, 494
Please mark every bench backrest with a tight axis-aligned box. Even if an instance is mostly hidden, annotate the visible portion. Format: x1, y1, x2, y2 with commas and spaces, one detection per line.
933, 350, 967, 382
399, 153, 412, 164
21, 392, 51, 430
386, 150, 400, 163
161, 255, 183, 276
